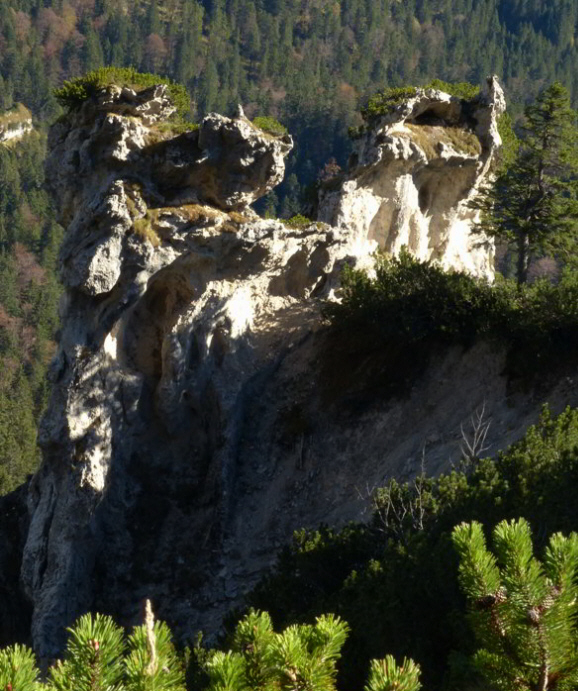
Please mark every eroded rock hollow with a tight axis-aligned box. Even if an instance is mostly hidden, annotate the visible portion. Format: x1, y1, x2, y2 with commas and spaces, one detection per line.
21, 79, 513, 657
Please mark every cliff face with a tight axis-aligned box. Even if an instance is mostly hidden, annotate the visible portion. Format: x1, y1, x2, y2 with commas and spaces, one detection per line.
21, 83, 365, 657
17, 78, 570, 659
318, 77, 506, 280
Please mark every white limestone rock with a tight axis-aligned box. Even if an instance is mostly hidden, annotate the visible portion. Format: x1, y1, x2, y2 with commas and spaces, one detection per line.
159, 112, 294, 210
21, 83, 360, 659
318, 76, 507, 280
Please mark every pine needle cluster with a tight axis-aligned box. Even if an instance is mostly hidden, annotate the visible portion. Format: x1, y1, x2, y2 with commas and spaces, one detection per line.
453, 518, 578, 690
0, 603, 186, 691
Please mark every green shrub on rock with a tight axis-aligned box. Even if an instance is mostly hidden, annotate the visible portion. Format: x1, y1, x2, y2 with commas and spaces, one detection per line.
325, 250, 578, 381
361, 87, 418, 120
425, 79, 480, 100
54, 67, 190, 117
284, 214, 312, 228
361, 80, 480, 122
252, 116, 288, 137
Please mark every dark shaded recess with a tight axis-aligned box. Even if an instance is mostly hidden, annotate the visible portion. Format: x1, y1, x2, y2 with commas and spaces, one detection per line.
0, 482, 32, 646
315, 325, 441, 416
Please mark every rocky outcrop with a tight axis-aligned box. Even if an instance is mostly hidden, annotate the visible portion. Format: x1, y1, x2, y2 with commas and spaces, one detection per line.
318, 76, 506, 280
21, 84, 363, 658
0, 104, 33, 144
19, 78, 565, 661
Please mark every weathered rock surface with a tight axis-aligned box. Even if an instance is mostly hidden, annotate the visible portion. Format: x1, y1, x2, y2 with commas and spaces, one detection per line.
21, 84, 360, 657
0, 483, 31, 647
0, 104, 33, 144
16, 78, 576, 659
318, 76, 506, 280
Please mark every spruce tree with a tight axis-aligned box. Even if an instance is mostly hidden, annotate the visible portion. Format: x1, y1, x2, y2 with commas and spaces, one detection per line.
473, 82, 578, 284
452, 518, 578, 690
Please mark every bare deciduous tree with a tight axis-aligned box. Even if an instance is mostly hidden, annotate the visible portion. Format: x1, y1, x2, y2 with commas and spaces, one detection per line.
459, 402, 492, 468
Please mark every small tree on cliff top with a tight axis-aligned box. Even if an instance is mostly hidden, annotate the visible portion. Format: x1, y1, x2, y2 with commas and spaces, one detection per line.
473, 82, 578, 284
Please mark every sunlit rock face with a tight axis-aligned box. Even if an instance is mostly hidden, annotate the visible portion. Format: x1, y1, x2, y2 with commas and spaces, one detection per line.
318, 76, 506, 280
0, 104, 33, 145
21, 83, 370, 658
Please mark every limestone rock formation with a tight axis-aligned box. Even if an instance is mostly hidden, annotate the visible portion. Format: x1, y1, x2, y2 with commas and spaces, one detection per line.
0, 104, 33, 144
318, 76, 506, 280
18, 78, 564, 661
21, 83, 361, 658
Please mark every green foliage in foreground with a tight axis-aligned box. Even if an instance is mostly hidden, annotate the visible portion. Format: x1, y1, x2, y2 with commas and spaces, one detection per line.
365, 657, 421, 691
0, 607, 421, 691
205, 611, 351, 691
0, 644, 37, 690
252, 116, 288, 137
6, 520, 578, 691
247, 405, 578, 689
453, 518, 578, 691
54, 68, 190, 117
0, 605, 186, 691
325, 250, 578, 380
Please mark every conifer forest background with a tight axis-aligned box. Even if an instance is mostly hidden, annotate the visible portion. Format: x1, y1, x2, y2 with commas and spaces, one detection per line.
2, 0, 578, 498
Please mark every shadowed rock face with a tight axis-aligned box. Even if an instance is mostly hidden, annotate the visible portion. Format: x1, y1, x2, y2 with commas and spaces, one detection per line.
20, 78, 572, 660
318, 76, 506, 280
0, 484, 31, 647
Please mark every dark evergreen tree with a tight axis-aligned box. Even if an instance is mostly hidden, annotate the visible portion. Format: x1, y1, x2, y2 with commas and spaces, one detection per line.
473, 82, 578, 283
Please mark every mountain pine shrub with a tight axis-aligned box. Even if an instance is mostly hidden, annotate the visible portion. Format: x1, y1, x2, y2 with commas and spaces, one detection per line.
365, 657, 421, 691
54, 68, 190, 117
0, 644, 38, 691
252, 116, 288, 137
453, 518, 578, 690
361, 80, 479, 122
0, 602, 186, 691
247, 404, 578, 689
326, 250, 578, 381
0, 607, 422, 691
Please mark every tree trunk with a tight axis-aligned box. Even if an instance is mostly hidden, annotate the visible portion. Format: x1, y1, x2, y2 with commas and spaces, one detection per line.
517, 233, 530, 285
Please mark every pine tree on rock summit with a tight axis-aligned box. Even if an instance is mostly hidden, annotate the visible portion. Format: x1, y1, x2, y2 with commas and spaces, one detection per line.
474, 82, 578, 284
